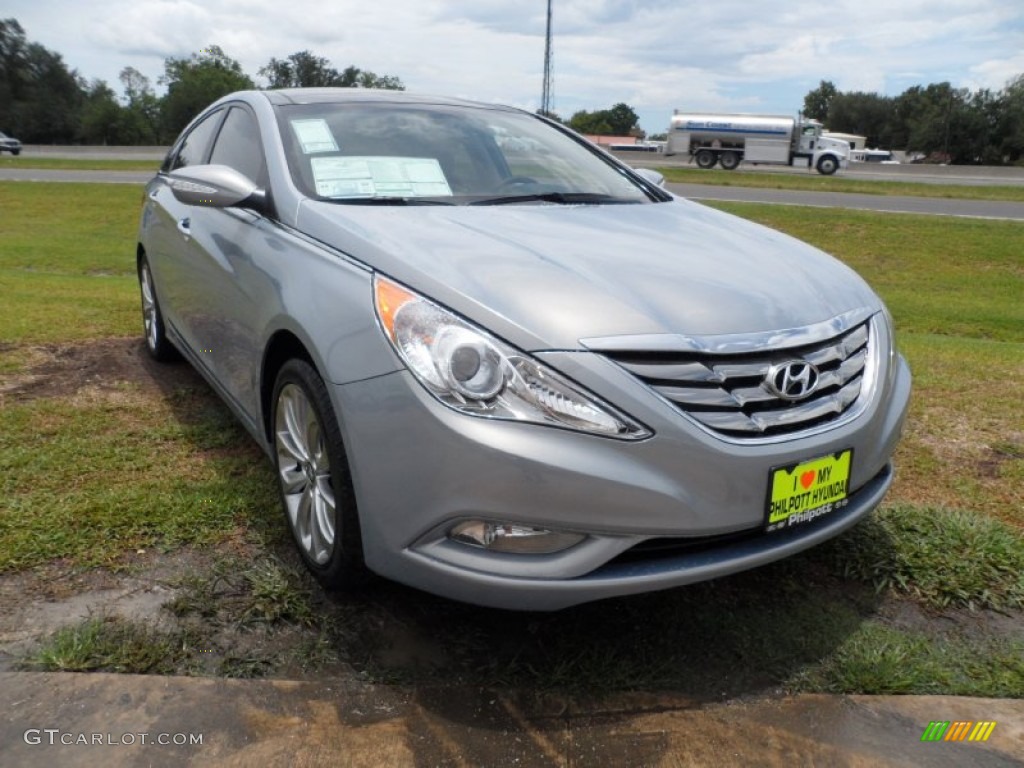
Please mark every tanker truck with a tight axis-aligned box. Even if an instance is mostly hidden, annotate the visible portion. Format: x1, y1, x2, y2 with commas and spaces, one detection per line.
665, 112, 850, 175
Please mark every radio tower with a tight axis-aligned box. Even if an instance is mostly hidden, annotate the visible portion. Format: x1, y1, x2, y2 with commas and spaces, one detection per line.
541, 0, 553, 116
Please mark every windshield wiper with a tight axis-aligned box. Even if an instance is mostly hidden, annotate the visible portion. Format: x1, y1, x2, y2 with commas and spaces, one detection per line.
328, 196, 457, 206
470, 192, 641, 206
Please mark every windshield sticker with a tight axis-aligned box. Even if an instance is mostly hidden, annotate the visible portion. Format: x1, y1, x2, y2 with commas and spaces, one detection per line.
310, 157, 452, 198
290, 119, 339, 154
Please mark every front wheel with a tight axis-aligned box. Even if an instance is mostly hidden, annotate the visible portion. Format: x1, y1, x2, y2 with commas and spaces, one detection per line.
138, 255, 179, 361
272, 359, 366, 590
695, 149, 717, 169
718, 151, 741, 171
816, 155, 839, 175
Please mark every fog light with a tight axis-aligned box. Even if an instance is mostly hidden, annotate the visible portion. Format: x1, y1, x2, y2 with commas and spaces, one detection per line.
449, 520, 585, 554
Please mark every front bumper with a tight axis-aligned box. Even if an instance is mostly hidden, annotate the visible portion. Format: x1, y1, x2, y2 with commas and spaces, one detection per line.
333, 338, 911, 611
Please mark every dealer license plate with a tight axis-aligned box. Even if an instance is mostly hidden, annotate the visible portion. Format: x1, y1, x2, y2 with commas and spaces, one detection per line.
765, 449, 853, 533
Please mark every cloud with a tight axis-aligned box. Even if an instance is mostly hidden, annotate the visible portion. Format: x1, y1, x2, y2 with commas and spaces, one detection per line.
968, 52, 1024, 90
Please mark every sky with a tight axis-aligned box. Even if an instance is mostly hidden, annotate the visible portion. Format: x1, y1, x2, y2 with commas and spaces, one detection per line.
5, 0, 1024, 135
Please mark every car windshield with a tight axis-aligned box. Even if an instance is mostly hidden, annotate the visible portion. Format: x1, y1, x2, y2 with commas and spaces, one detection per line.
275, 102, 654, 205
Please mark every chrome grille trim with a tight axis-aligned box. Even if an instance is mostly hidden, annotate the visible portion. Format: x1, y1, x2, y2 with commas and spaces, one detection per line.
581, 306, 875, 355
599, 316, 880, 441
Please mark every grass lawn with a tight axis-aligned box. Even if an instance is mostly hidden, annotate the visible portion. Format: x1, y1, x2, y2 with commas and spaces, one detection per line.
0, 182, 141, 346
658, 166, 1024, 203
0, 156, 160, 172
2, 181, 1022, 696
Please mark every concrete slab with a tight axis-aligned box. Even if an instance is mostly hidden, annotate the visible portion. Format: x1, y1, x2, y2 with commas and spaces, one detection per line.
1, 673, 1021, 766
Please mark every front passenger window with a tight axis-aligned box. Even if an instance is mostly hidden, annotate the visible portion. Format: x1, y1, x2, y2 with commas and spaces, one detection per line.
209, 107, 266, 185
172, 110, 224, 170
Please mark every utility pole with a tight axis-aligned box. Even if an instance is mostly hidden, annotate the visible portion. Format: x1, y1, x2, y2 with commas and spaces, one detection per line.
541, 0, 553, 116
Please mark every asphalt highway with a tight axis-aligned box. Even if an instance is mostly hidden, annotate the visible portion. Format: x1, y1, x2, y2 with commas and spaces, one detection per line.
666, 182, 1024, 221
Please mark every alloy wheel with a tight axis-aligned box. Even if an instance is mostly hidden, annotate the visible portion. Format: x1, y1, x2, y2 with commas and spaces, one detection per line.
274, 383, 336, 565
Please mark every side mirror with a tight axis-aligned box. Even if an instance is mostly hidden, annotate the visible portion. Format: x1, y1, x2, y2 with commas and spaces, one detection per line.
633, 167, 666, 188
167, 165, 266, 210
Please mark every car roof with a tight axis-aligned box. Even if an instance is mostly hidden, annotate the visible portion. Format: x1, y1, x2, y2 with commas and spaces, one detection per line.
258, 87, 519, 114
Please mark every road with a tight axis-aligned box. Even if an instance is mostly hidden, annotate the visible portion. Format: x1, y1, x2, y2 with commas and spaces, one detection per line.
2, 166, 1024, 221
619, 151, 1024, 187
665, 182, 1024, 221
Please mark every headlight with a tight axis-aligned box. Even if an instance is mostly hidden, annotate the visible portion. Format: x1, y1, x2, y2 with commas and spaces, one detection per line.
374, 275, 650, 439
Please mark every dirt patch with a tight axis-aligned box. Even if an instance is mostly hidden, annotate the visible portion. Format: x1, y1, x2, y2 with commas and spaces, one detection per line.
875, 594, 1023, 641
0, 544, 351, 679
0, 337, 200, 404
0, 548, 210, 669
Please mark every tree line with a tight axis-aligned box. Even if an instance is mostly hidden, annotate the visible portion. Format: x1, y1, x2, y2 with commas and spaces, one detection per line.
0, 19, 404, 145
803, 77, 1024, 164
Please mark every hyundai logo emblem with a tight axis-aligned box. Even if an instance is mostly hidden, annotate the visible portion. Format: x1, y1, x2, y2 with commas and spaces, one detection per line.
765, 361, 820, 401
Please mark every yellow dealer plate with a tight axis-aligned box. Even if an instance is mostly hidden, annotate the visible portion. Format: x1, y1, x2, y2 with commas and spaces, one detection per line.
766, 449, 853, 533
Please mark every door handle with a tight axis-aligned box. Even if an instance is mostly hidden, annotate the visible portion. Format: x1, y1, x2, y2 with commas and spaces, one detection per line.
176, 217, 191, 237
148, 188, 159, 200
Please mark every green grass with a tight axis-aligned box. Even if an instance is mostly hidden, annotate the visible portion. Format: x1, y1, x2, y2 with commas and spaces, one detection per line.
25, 616, 195, 674
791, 622, 1024, 696
659, 166, 1024, 202
0, 156, 160, 171
0, 384, 279, 570
823, 506, 1024, 611
0, 182, 141, 344
168, 556, 315, 626
890, 334, 1023, 527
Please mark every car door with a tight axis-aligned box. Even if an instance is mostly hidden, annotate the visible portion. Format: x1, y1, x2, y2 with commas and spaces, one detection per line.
146, 108, 226, 353
177, 105, 275, 421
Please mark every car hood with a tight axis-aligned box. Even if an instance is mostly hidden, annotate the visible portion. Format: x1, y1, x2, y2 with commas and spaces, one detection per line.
296, 197, 881, 351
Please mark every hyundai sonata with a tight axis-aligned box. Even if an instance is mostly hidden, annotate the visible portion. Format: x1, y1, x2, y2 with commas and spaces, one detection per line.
136, 88, 910, 610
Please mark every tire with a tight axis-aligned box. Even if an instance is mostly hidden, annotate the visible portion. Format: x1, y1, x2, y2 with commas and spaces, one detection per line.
719, 151, 741, 171
695, 149, 717, 169
816, 155, 839, 175
12, 149, 20, 156
137, 255, 179, 362
271, 358, 366, 590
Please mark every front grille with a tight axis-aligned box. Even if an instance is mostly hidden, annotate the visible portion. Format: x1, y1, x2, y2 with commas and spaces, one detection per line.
602, 322, 871, 438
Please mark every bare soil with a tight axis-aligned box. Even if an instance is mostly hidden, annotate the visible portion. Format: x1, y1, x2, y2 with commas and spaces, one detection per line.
0, 336, 197, 404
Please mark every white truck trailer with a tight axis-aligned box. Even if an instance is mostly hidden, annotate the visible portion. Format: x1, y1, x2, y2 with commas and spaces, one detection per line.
665, 112, 850, 175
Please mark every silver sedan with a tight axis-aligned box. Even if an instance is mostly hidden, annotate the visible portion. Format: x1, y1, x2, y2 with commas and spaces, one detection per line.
136, 88, 910, 610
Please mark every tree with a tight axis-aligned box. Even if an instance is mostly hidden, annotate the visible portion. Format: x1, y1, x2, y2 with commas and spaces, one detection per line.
259, 50, 404, 90
0, 18, 83, 142
827, 91, 893, 147
568, 103, 641, 136
119, 67, 160, 144
260, 50, 338, 88
0, 19, 26, 118
159, 46, 254, 139
78, 79, 121, 144
803, 80, 836, 122
895, 82, 981, 162
996, 74, 1024, 163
